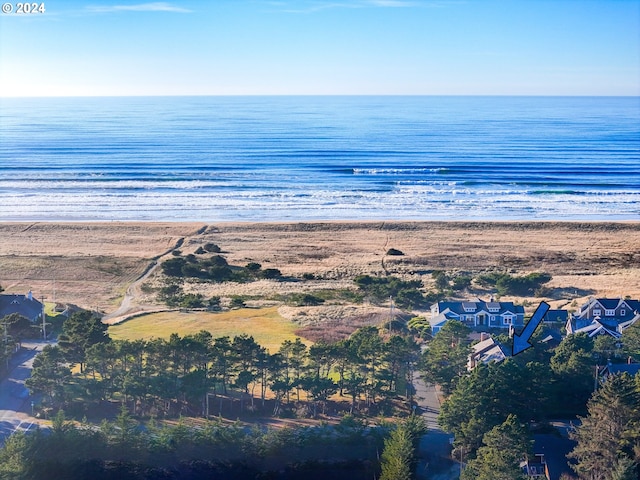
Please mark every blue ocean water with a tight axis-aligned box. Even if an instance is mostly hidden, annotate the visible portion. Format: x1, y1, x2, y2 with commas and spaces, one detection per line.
0, 96, 638, 221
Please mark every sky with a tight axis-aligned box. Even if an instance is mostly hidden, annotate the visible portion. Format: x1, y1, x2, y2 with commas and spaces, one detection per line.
0, 0, 638, 96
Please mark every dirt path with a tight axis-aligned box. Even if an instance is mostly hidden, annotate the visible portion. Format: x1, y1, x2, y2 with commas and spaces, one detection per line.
102, 227, 207, 325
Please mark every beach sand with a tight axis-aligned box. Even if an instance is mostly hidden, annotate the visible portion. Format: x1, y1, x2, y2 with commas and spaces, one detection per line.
1, 221, 638, 317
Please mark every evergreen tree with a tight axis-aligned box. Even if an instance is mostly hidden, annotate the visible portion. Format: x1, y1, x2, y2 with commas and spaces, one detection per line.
25, 345, 71, 406
622, 320, 640, 362
569, 373, 640, 480
609, 456, 638, 480
421, 320, 471, 395
379, 424, 414, 480
58, 310, 110, 373
461, 414, 531, 480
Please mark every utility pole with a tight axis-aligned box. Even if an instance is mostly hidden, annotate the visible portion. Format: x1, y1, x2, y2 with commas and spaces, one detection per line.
41, 295, 47, 340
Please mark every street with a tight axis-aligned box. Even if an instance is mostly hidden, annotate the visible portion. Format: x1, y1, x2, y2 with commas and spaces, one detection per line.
414, 376, 459, 479
0, 341, 47, 446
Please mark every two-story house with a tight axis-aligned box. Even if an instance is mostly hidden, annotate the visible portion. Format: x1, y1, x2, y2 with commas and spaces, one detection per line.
429, 299, 525, 334
566, 298, 640, 338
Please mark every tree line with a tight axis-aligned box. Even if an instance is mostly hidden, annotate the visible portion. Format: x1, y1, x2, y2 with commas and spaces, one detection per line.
26, 311, 420, 421
0, 408, 392, 480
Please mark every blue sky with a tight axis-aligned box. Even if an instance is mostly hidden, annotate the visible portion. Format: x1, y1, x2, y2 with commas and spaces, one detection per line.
0, 0, 638, 96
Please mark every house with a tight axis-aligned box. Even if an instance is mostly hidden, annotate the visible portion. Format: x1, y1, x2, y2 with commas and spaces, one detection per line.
521, 454, 549, 479
598, 362, 640, 382
430, 299, 525, 334
566, 298, 640, 338
467, 334, 508, 370
544, 309, 568, 324
0, 291, 44, 322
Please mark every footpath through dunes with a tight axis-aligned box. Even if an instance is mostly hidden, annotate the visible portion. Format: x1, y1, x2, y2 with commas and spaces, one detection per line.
0, 222, 206, 314
2, 221, 640, 322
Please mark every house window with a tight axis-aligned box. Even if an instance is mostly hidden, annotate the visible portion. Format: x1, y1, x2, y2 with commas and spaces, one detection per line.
490, 315, 496, 322
503, 316, 513, 325
621, 309, 626, 316
593, 309, 601, 316
605, 309, 615, 316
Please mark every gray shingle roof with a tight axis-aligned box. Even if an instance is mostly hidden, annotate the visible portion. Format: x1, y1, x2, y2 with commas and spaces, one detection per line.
0, 294, 43, 321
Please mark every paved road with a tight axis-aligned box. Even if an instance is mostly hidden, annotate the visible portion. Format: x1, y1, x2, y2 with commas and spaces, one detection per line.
0, 341, 47, 446
414, 376, 459, 480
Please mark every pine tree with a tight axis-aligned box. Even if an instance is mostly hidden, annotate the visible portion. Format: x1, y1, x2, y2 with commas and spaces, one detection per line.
568, 373, 640, 480
609, 456, 638, 480
380, 424, 414, 480
460, 414, 531, 480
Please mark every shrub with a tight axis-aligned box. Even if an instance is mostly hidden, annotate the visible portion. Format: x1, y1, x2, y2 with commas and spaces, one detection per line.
302, 273, 315, 280
208, 255, 229, 267
194, 246, 207, 255
245, 262, 262, 272
208, 266, 233, 282
386, 248, 404, 256
261, 268, 283, 280
230, 297, 246, 309
477, 272, 552, 296
354, 275, 425, 309
203, 243, 221, 253
180, 294, 205, 309
292, 294, 325, 306
452, 275, 472, 291
162, 257, 187, 277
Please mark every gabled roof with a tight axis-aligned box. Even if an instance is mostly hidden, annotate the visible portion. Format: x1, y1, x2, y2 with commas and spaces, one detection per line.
574, 320, 620, 339
0, 293, 43, 321
468, 336, 508, 370
433, 300, 524, 316
597, 298, 622, 310
618, 315, 639, 334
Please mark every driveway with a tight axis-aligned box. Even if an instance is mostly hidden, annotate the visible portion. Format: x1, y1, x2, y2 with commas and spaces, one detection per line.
0, 341, 47, 446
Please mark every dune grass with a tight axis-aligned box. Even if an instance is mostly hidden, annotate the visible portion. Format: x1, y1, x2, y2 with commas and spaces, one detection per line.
108, 306, 307, 353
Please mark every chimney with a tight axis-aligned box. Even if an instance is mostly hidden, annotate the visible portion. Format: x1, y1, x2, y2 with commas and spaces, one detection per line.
27, 290, 33, 301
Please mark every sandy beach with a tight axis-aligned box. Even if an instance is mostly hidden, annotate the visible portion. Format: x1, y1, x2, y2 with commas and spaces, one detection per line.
0, 221, 639, 318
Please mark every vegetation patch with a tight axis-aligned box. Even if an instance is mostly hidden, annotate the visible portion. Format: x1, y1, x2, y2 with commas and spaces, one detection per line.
108, 307, 304, 353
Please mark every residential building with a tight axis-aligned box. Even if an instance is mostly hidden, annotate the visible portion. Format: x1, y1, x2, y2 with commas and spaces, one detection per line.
429, 299, 525, 334
521, 454, 550, 479
467, 334, 507, 370
0, 291, 44, 322
566, 298, 640, 338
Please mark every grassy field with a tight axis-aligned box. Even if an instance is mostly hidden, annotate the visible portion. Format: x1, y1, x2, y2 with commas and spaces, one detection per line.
108, 306, 308, 353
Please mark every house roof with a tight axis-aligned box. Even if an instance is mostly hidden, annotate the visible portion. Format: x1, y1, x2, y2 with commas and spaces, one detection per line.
545, 309, 568, 322
573, 320, 620, 339
434, 300, 525, 317
0, 293, 43, 321
598, 298, 622, 310
604, 364, 640, 377
468, 336, 508, 370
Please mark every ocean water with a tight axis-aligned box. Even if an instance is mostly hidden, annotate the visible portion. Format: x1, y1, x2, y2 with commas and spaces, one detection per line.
0, 96, 638, 222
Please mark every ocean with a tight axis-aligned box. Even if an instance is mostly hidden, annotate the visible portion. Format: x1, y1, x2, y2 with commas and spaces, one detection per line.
0, 96, 638, 222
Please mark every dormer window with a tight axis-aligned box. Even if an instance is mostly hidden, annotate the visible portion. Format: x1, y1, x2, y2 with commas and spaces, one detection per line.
605, 309, 615, 316
593, 309, 601, 316
463, 302, 476, 313
488, 302, 500, 312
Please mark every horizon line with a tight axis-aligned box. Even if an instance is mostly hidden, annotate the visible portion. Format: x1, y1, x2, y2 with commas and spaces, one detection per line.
2, 93, 639, 99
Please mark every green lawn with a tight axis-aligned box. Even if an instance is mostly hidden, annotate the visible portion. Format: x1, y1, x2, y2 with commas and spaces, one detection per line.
108, 307, 308, 353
